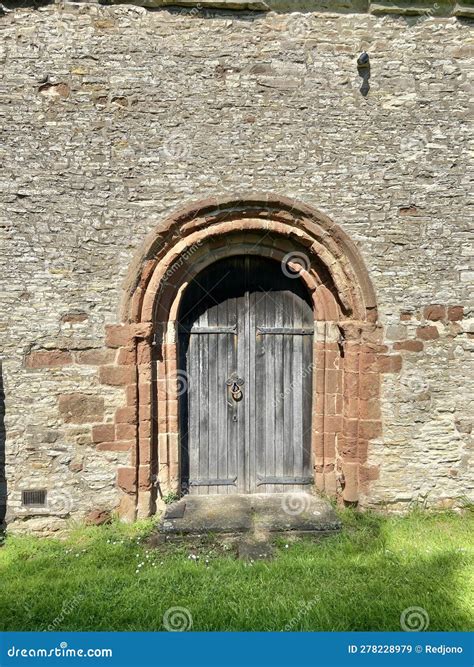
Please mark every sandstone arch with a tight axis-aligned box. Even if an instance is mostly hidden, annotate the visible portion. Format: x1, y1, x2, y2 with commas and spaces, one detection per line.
100, 194, 384, 520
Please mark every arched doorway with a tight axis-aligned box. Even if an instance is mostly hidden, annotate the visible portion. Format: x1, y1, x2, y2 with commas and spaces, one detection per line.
178, 255, 314, 495
101, 194, 382, 520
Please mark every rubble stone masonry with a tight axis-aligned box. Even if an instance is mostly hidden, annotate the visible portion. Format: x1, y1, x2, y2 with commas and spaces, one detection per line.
0, 0, 472, 532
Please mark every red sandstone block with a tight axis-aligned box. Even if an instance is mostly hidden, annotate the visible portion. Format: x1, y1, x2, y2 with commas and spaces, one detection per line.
158, 434, 169, 464
115, 406, 136, 424
360, 420, 382, 440
360, 344, 388, 354
137, 342, 152, 364
359, 353, 378, 373
166, 401, 178, 418
131, 323, 153, 339
92, 423, 115, 443
138, 383, 151, 405
162, 344, 177, 360
359, 375, 380, 400
25, 349, 73, 369
323, 433, 336, 459
344, 353, 359, 373
324, 370, 342, 394
75, 349, 116, 365
105, 325, 134, 349
97, 441, 133, 452
126, 384, 138, 408
342, 463, 359, 502
343, 372, 359, 397
357, 439, 369, 462
117, 347, 136, 365
167, 416, 178, 431
166, 358, 178, 374
377, 355, 402, 373
423, 304, 446, 321
139, 438, 152, 465
138, 466, 151, 491
359, 464, 380, 484
416, 325, 439, 341
138, 364, 152, 383
158, 413, 168, 430
343, 396, 359, 419
359, 399, 381, 420
400, 311, 412, 321
325, 394, 337, 415
448, 306, 464, 321
325, 415, 343, 433
312, 431, 324, 457
393, 340, 424, 352
58, 393, 104, 424
340, 436, 358, 461
343, 419, 359, 439
99, 365, 135, 386
116, 422, 136, 440
157, 380, 168, 401
139, 420, 151, 438
117, 467, 137, 493
139, 404, 152, 421
314, 350, 326, 369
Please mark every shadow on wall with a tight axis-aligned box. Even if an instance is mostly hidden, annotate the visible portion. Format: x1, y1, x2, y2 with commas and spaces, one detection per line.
0, 361, 6, 534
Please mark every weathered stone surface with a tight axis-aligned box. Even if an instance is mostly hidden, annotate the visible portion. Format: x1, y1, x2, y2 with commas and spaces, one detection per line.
25, 350, 73, 369
159, 494, 341, 535
58, 394, 105, 424
393, 340, 424, 352
423, 305, 446, 321
0, 3, 472, 531
417, 325, 440, 341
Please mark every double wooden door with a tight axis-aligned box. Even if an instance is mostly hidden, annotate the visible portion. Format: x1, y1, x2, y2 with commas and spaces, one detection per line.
178, 255, 314, 495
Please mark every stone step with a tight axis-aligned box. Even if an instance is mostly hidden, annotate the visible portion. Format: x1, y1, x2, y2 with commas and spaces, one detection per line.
158, 493, 341, 536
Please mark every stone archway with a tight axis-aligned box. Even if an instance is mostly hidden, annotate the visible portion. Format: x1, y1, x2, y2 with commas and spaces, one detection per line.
97, 195, 385, 520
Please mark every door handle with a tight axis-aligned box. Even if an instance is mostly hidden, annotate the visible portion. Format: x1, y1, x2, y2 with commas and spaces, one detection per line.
226, 375, 244, 402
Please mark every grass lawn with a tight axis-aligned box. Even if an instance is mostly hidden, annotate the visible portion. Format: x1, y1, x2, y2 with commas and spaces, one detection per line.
0, 510, 472, 632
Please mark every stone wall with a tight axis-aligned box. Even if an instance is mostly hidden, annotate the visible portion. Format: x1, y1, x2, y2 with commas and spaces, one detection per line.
0, 1, 472, 531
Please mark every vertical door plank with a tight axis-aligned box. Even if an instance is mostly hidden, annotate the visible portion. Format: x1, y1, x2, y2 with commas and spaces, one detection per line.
188, 332, 200, 495
282, 293, 294, 489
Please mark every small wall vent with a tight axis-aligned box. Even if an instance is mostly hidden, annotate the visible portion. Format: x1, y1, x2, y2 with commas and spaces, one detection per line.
22, 490, 47, 508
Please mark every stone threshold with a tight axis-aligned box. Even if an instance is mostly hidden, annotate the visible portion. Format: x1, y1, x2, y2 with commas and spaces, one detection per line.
156, 493, 342, 537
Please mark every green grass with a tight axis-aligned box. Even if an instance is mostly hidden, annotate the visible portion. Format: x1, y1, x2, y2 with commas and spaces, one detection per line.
0, 510, 472, 631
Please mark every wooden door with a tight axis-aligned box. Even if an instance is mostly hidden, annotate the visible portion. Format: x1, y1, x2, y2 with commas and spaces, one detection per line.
178, 255, 314, 495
